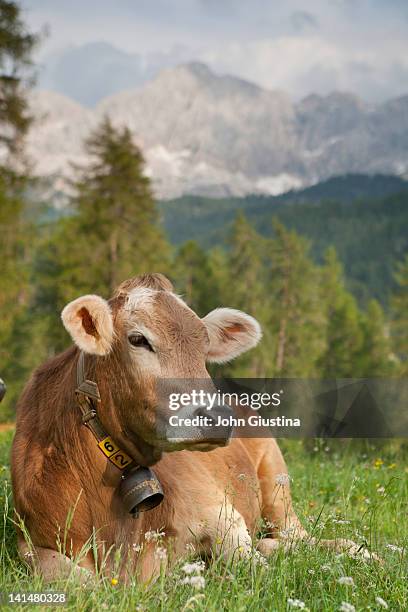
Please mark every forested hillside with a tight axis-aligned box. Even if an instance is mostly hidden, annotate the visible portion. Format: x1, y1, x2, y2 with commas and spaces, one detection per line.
160, 174, 408, 303
2, 119, 407, 422
0, 0, 407, 422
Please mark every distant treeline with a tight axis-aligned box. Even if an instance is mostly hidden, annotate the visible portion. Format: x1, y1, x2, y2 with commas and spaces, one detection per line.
1, 119, 407, 421
160, 175, 408, 305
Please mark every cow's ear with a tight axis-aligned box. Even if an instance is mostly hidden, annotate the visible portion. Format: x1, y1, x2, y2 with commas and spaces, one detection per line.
202, 308, 262, 364
61, 295, 114, 356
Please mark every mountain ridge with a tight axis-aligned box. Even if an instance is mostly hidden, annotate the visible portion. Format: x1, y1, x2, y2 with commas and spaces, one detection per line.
25, 62, 408, 199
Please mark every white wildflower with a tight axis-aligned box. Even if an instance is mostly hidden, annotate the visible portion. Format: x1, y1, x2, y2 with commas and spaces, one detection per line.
279, 526, 296, 539
332, 519, 351, 525
385, 543, 404, 553
287, 598, 306, 609
355, 548, 373, 560
182, 575, 205, 590
182, 561, 205, 575
251, 550, 268, 567
275, 473, 291, 486
308, 569, 315, 575
376, 486, 385, 495
24, 550, 34, 558
339, 603, 355, 612
337, 576, 355, 587
154, 546, 167, 561
144, 529, 165, 542
321, 564, 331, 571
132, 543, 142, 553
375, 596, 388, 609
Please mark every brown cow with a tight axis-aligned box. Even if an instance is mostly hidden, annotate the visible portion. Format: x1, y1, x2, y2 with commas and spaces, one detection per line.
11, 273, 370, 582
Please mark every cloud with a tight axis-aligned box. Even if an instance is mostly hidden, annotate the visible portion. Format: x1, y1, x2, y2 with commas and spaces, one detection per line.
38, 41, 197, 106
290, 11, 319, 32
21, 0, 408, 102
201, 36, 341, 97
201, 35, 408, 101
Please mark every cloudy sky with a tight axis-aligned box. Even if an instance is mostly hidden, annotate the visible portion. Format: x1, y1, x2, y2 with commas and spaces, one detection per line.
20, 0, 408, 105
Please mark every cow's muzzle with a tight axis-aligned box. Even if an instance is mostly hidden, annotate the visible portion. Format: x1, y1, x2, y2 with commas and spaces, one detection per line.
162, 403, 233, 450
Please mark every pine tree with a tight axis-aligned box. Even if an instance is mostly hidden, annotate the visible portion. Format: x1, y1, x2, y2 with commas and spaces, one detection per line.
207, 247, 229, 309
69, 117, 170, 293
0, 0, 38, 159
0, 0, 37, 335
358, 300, 393, 376
227, 214, 266, 309
173, 240, 220, 316
267, 220, 324, 376
222, 214, 271, 377
0, 170, 44, 420
318, 248, 364, 378
0, 2, 38, 418
33, 118, 170, 354
391, 255, 408, 374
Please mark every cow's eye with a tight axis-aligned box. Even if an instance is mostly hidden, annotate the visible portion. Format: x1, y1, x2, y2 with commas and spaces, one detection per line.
128, 333, 153, 351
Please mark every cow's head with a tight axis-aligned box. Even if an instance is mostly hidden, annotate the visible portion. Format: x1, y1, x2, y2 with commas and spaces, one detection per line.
62, 274, 261, 465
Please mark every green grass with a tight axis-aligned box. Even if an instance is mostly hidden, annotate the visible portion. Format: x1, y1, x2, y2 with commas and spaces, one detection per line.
1, 431, 407, 611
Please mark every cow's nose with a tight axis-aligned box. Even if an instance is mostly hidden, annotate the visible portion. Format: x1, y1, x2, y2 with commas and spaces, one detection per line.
164, 402, 233, 449
193, 403, 233, 443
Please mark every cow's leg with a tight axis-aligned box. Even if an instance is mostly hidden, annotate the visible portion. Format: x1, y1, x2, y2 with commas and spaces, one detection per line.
208, 502, 253, 560
18, 538, 95, 582
308, 537, 380, 560
256, 534, 376, 558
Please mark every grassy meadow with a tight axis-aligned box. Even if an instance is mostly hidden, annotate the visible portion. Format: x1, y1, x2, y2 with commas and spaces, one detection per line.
0, 429, 407, 611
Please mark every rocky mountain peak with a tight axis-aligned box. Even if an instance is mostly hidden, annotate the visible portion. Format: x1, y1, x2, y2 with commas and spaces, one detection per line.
25, 62, 408, 199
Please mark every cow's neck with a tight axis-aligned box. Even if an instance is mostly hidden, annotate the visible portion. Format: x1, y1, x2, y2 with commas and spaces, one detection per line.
75, 351, 134, 471
73, 351, 164, 516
